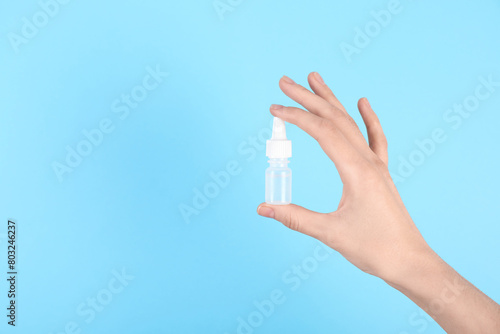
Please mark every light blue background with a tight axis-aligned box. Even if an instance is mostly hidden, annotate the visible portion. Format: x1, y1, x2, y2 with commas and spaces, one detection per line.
1, 0, 499, 333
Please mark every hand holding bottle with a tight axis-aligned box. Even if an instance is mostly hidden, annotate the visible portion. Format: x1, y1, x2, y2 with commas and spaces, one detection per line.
257, 73, 500, 333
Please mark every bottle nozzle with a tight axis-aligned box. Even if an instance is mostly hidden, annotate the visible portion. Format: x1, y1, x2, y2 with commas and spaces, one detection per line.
271, 117, 287, 140
266, 117, 292, 158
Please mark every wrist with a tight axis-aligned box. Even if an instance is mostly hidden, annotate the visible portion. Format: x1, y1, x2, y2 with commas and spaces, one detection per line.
383, 245, 470, 321
383, 245, 446, 292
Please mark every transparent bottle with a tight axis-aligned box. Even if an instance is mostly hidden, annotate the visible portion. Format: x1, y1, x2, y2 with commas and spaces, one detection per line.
265, 117, 292, 205
265, 158, 292, 204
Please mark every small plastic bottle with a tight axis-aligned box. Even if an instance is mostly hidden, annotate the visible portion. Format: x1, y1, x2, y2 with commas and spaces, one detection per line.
265, 117, 292, 205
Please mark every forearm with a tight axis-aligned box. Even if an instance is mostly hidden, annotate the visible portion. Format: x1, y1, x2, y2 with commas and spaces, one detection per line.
387, 249, 500, 333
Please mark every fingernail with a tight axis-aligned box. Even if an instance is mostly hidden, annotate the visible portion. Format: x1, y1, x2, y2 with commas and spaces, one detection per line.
281, 75, 295, 84
314, 72, 325, 85
363, 97, 371, 107
270, 104, 284, 112
257, 205, 275, 218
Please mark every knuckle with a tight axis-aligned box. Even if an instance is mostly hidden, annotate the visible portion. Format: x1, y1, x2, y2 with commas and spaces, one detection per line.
347, 116, 359, 129
372, 158, 391, 179
380, 136, 388, 149
373, 157, 388, 170
329, 106, 349, 123
295, 86, 310, 103
372, 114, 381, 125
379, 166, 392, 180
316, 118, 336, 140
284, 108, 297, 122
285, 210, 300, 232
328, 106, 360, 131
366, 117, 380, 130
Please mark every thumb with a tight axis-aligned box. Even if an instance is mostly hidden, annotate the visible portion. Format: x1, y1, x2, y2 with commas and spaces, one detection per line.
257, 203, 327, 240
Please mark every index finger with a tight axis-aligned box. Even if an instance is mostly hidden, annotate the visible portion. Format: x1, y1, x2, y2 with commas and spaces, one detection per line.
270, 104, 366, 181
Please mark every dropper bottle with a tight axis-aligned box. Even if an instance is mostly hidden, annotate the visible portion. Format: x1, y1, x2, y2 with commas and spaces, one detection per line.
265, 117, 292, 205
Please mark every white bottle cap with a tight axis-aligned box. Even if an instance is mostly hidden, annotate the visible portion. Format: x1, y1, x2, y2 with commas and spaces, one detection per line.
266, 117, 292, 158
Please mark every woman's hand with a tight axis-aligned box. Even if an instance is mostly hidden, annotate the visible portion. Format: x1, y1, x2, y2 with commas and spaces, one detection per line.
257, 73, 500, 334
257, 72, 433, 285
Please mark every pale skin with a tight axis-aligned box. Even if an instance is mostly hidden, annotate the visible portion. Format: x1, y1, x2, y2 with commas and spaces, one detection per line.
257, 73, 500, 333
